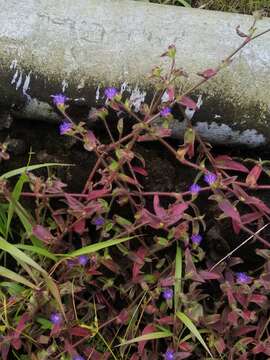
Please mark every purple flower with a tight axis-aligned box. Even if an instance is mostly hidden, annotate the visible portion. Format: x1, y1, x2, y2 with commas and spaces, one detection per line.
160, 107, 171, 117
50, 312, 62, 325
236, 272, 251, 284
204, 172, 217, 185
105, 87, 118, 100
191, 234, 202, 245
51, 93, 68, 107
165, 349, 175, 360
73, 356, 84, 360
59, 122, 72, 135
189, 183, 201, 194
78, 255, 88, 266
93, 217, 105, 227
162, 288, 173, 300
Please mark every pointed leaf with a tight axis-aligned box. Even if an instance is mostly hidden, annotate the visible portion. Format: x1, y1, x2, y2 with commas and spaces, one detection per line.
218, 199, 241, 223
215, 155, 249, 173
176, 311, 213, 358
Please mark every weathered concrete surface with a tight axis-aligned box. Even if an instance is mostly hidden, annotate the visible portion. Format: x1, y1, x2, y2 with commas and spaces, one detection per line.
0, 0, 270, 147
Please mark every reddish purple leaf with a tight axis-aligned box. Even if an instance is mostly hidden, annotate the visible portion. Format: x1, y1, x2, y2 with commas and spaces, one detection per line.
249, 294, 268, 305
184, 248, 204, 282
246, 164, 262, 187
177, 352, 193, 359
138, 324, 156, 355
11, 313, 30, 350
198, 270, 221, 280
32, 225, 53, 243
167, 86, 175, 101
132, 166, 148, 176
233, 326, 257, 337
69, 326, 91, 337
247, 196, 270, 214
215, 155, 249, 173
73, 218, 86, 234
0, 342, 10, 360
153, 195, 167, 219
157, 316, 174, 325
197, 68, 217, 79
168, 202, 188, 225
116, 309, 129, 325
87, 188, 109, 200
218, 199, 241, 223
179, 96, 197, 110
241, 212, 262, 224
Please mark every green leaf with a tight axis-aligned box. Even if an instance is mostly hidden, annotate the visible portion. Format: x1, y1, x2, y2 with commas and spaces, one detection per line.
0, 237, 47, 275
0, 266, 38, 290
176, 311, 213, 358
0, 162, 72, 180
61, 236, 133, 258
36, 317, 53, 330
174, 243, 182, 312
0, 281, 25, 295
118, 330, 172, 347
15, 244, 58, 261
6, 172, 28, 238
44, 275, 66, 321
175, 0, 191, 7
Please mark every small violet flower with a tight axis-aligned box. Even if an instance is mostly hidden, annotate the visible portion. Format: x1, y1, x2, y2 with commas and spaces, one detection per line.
73, 356, 84, 360
162, 288, 173, 300
165, 349, 175, 360
78, 255, 88, 266
51, 93, 68, 107
50, 312, 62, 325
236, 272, 251, 284
93, 217, 105, 227
59, 121, 72, 135
204, 172, 217, 185
104, 87, 118, 100
160, 107, 171, 117
189, 183, 201, 194
191, 234, 202, 245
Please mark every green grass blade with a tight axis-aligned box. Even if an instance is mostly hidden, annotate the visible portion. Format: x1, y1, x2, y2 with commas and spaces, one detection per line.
174, 242, 182, 312
0, 237, 47, 275
175, 0, 191, 7
176, 311, 213, 358
118, 330, 173, 347
8, 198, 33, 236
15, 244, 58, 261
0, 163, 72, 180
0, 266, 38, 290
6, 172, 28, 238
61, 236, 133, 258
45, 275, 66, 321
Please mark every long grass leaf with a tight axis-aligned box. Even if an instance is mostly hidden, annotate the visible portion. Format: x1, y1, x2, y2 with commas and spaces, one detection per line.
175, 0, 191, 7
174, 243, 182, 312
15, 244, 57, 261
6, 172, 28, 238
118, 330, 173, 347
176, 311, 213, 358
0, 237, 47, 275
45, 275, 66, 321
0, 266, 38, 290
0, 163, 72, 180
61, 237, 133, 258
